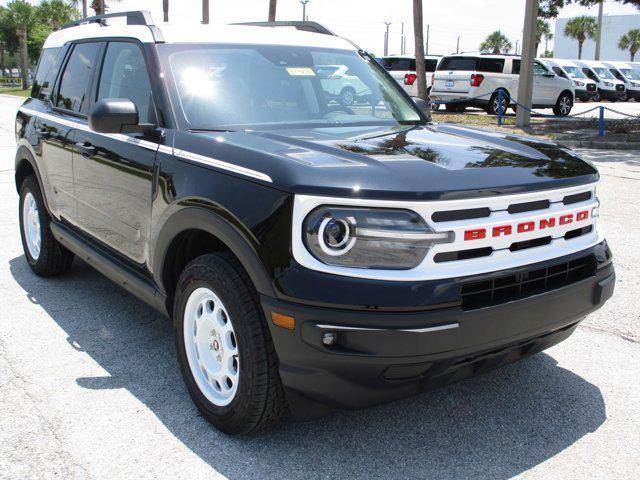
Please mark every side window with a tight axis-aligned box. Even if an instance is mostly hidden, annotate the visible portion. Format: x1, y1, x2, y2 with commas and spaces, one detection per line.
32, 47, 64, 101
512, 60, 521, 74
97, 42, 155, 124
552, 66, 567, 78
477, 59, 505, 73
533, 62, 548, 76
56, 42, 102, 113
583, 68, 598, 81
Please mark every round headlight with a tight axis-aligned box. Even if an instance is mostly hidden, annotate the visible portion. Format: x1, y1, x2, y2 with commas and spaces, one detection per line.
318, 217, 355, 256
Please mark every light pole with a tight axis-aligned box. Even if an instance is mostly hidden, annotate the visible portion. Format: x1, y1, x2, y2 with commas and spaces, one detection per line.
515, 39, 519, 55
456, 36, 461, 54
300, 0, 310, 21
384, 22, 391, 56
425, 24, 430, 55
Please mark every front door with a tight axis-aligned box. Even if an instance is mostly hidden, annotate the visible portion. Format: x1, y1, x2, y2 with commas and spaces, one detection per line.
73, 41, 161, 266
533, 61, 554, 105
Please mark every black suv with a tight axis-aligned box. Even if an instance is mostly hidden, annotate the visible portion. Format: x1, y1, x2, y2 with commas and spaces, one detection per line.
15, 12, 615, 434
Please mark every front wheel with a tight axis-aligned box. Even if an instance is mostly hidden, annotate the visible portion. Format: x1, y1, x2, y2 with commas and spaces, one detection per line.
19, 175, 74, 276
553, 92, 573, 116
173, 252, 287, 434
339, 87, 356, 106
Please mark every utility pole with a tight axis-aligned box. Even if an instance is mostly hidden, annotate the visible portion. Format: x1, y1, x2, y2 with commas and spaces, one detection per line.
515, 39, 520, 55
456, 36, 460, 54
400, 22, 405, 55
300, 0, 310, 21
384, 22, 391, 56
425, 24, 429, 55
595, 0, 604, 60
516, 0, 538, 128
82, 0, 87, 18
163, 0, 168, 22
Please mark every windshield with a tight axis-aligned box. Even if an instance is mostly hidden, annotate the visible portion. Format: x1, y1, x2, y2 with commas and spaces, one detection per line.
620, 68, 640, 80
562, 65, 586, 78
159, 44, 422, 131
593, 67, 614, 79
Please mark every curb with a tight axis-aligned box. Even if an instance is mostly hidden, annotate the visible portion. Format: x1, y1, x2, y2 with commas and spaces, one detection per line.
556, 140, 640, 150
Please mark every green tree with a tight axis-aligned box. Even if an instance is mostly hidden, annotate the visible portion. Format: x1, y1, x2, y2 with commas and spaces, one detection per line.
480, 30, 513, 54
618, 29, 640, 61
536, 19, 552, 55
540, 0, 640, 18
563, 15, 597, 59
37, 0, 79, 31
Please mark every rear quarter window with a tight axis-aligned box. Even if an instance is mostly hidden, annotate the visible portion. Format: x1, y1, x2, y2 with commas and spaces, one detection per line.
477, 58, 505, 73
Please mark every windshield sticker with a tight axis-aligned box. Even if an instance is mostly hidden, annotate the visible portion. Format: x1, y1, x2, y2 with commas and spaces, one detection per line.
286, 67, 315, 76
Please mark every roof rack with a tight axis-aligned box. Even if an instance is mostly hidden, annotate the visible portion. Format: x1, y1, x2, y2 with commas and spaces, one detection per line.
232, 21, 336, 36
61, 10, 155, 29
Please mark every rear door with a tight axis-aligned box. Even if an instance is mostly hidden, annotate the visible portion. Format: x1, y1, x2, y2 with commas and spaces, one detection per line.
41, 42, 102, 223
72, 40, 162, 265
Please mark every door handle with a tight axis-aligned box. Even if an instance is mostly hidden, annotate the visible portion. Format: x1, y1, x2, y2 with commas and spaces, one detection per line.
35, 127, 50, 139
75, 141, 96, 157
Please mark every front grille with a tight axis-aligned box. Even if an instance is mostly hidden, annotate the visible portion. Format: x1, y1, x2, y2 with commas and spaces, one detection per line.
616, 84, 625, 92
587, 84, 596, 92
460, 255, 596, 310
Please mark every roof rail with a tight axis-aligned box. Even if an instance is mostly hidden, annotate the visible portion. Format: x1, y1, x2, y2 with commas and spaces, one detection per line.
62, 10, 155, 29
232, 21, 336, 36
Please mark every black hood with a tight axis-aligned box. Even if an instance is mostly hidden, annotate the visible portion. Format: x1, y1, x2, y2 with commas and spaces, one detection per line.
188, 123, 598, 200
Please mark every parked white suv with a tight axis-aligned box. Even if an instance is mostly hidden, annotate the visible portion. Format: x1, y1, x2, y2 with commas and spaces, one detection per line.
379, 55, 440, 96
542, 58, 598, 102
573, 60, 627, 101
315, 65, 371, 105
602, 61, 640, 101
430, 54, 575, 116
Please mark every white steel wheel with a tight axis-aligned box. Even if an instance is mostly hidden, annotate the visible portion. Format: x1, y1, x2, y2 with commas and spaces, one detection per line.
22, 192, 41, 260
183, 287, 239, 406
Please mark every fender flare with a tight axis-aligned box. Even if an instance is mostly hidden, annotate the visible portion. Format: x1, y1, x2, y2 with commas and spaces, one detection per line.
152, 206, 276, 300
15, 144, 52, 215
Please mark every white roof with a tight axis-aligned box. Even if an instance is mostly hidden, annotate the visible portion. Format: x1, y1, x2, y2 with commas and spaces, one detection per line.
43, 20, 355, 51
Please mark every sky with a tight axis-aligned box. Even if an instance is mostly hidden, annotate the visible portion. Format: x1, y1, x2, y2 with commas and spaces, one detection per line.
3, 0, 639, 55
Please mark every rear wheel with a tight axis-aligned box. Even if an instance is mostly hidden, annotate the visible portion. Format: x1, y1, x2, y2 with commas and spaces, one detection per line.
487, 90, 509, 116
553, 92, 573, 116
173, 252, 287, 434
19, 175, 74, 276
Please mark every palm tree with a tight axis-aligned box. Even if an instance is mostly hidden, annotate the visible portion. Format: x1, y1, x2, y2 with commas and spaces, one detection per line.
563, 15, 597, 60
618, 29, 640, 62
202, 0, 209, 24
536, 19, 552, 56
268, 0, 277, 21
163, 0, 168, 22
413, 0, 427, 101
37, 1, 79, 31
480, 30, 512, 54
4, 0, 34, 90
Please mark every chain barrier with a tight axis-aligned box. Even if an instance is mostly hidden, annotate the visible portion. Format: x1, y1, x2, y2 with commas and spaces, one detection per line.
432, 90, 639, 137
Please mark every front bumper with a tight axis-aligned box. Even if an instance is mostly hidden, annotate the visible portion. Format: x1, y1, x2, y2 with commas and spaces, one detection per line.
599, 89, 626, 100
575, 88, 598, 100
263, 244, 614, 416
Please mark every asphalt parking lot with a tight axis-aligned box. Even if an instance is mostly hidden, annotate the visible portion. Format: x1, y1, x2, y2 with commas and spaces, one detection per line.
0, 94, 638, 479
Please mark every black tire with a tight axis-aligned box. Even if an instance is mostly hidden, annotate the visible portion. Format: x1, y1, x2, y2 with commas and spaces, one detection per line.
487, 90, 509, 116
444, 103, 466, 113
173, 252, 287, 434
339, 86, 356, 106
19, 175, 74, 276
553, 92, 573, 116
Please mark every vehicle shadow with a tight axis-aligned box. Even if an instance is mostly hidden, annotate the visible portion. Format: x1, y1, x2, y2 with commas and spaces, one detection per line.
9, 255, 606, 480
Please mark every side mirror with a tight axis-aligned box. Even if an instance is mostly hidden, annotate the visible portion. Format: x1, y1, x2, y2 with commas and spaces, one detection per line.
411, 96, 432, 121
88, 98, 155, 134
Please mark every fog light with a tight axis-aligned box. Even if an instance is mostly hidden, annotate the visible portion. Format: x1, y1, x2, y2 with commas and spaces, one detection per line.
322, 332, 337, 346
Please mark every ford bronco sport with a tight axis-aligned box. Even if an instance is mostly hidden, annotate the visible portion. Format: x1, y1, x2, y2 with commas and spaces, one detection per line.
15, 12, 615, 434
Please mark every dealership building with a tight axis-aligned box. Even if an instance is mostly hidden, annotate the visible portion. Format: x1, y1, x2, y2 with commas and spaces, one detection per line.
553, 14, 640, 61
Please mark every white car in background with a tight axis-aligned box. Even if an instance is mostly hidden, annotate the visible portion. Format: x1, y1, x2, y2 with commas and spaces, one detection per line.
602, 61, 640, 101
573, 60, 627, 101
315, 65, 370, 106
378, 55, 440, 96
543, 58, 598, 102
430, 54, 575, 115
